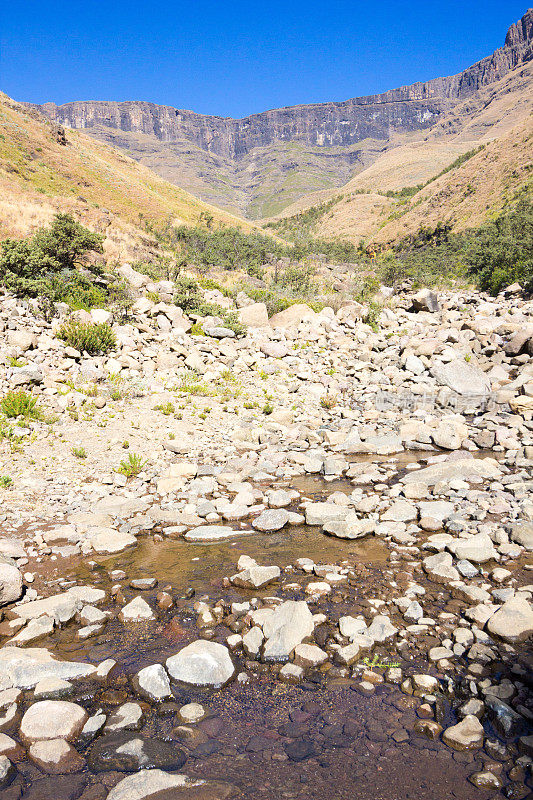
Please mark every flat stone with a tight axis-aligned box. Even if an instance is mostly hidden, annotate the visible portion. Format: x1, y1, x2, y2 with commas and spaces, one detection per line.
178, 702, 206, 723
29, 738, 85, 774
294, 643, 328, 668
431, 359, 491, 396
251, 509, 290, 532
305, 503, 347, 526
423, 552, 460, 583
34, 677, 73, 700
323, 513, 375, 539
366, 615, 398, 643
402, 457, 500, 487
0, 564, 23, 606
510, 522, 533, 551
105, 702, 143, 732
166, 641, 235, 688
9, 586, 105, 624
442, 715, 484, 750
447, 533, 497, 563
107, 770, 236, 800
0, 647, 96, 690
184, 525, 243, 542
89, 528, 137, 554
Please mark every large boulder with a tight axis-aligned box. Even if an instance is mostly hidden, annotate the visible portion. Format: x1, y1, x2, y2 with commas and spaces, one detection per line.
0, 563, 23, 606
20, 701, 88, 743
269, 303, 317, 328
487, 596, 533, 643
238, 303, 269, 328
402, 457, 500, 487
411, 289, 440, 312
166, 641, 235, 688
261, 601, 314, 661
431, 359, 491, 396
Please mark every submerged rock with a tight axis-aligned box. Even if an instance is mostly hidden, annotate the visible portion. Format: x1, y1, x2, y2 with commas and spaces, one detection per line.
88, 732, 187, 773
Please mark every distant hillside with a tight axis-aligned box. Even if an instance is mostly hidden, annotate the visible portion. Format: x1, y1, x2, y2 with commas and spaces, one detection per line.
32, 9, 533, 219
265, 56, 533, 245
0, 94, 255, 262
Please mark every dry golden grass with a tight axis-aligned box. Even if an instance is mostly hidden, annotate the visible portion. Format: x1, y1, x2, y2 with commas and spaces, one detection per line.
0, 93, 257, 260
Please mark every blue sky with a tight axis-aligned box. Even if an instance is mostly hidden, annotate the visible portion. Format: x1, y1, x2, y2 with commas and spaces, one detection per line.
0, 1, 528, 118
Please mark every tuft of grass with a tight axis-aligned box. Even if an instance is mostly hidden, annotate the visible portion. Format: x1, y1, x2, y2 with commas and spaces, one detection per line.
72, 446, 87, 459
117, 452, 146, 478
154, 401, 175, 415
0, 476, 13, 488
262, 402, 274, 415
1, 390, 42, 420
320, 394, 338, 410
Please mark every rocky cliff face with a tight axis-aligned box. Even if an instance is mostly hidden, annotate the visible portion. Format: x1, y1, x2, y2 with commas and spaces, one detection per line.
33, 9, 533, 217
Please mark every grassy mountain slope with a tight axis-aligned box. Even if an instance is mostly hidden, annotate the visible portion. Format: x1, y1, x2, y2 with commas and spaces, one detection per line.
264, 60, 533, 244
0, 94, 256, 262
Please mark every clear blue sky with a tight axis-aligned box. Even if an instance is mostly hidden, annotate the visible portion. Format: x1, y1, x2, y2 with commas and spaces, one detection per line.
1, 1, 528, 118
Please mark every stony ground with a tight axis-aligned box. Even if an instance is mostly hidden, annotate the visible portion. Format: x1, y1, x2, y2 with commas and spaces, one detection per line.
0, 270, 531, 799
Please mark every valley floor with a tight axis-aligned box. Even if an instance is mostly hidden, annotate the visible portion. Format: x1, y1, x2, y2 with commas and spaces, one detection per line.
0, 281, 531, 799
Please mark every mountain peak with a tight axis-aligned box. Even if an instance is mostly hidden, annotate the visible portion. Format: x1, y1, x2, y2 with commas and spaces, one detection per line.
505, 8, 533, 47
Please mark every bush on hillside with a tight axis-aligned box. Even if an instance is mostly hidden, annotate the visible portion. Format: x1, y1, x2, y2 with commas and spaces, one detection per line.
0, 214, 104, 299
464, 199, 533, 294
57, 319, 116, 355
173, 276, 245, 335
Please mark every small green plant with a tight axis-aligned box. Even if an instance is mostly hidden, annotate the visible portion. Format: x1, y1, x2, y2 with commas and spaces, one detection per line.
122, 440, 129, 449
0, 476, 13, 488
8, 357, 27, 368
71, 446, 87, 459
361, 654, 400, 670
189, 323, 205, 336
262, 402, 274, 415
1, 390, 42, 420
320, 394, 337, 410
154, 401, 175, 415
117, 452, 146, 478
57, 319, 116, 355
110, 389, 122, 401
259, 369, 268, 380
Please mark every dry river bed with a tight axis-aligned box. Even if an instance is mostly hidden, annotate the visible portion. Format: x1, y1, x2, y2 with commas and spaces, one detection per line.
0, 463, 531, 800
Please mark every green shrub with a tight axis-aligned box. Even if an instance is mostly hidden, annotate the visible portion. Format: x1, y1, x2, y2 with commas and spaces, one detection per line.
0, 213, 103, 299
173, 276, 246, 335
117, 452, 146, 478
1, 390, 42, 420
57, 319, 116, 355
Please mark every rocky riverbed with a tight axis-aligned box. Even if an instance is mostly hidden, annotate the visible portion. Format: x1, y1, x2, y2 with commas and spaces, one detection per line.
0, 274, 531, 798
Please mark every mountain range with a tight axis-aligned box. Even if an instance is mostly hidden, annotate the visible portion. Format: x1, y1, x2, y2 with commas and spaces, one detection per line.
29, 9, 533, 222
